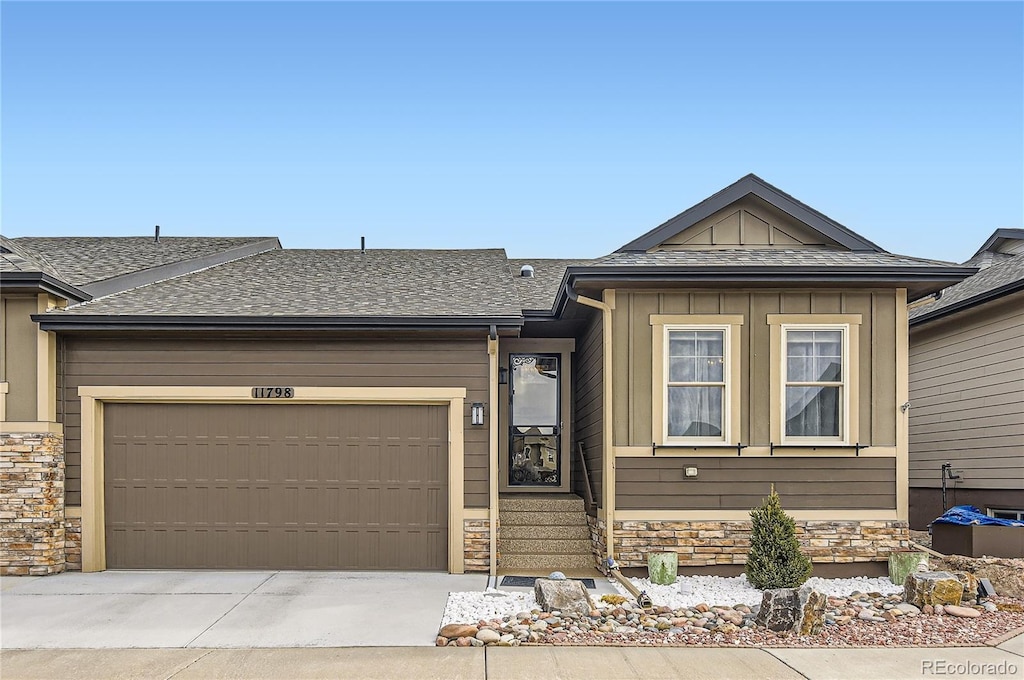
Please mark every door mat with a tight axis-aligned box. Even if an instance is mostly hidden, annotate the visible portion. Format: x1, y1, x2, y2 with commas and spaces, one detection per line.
500, 576, 596, 589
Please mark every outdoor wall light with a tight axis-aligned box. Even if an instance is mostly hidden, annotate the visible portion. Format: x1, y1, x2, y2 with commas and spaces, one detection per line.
498, 367, 509, 385
471, 402, 485, 426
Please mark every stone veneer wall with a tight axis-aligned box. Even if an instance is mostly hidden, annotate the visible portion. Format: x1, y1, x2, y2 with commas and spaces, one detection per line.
64, 516, 82, 571
587, 514, 608, 570
0, 431, 66, 575
612, 519, 909, 568
464, 518, 490, 572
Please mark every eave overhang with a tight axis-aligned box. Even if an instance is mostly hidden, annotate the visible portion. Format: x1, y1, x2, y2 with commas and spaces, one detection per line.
32, 313, 525, 334
552, 265, 977, 316
0, 272, 92, 303
909, 278, 1024, 328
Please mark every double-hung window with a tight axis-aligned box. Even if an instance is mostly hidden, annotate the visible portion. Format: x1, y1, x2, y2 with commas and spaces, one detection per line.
667, 328, 727, 439
783, 328, 845, 440
651, 315, 743, 446
767, 315, 860, 446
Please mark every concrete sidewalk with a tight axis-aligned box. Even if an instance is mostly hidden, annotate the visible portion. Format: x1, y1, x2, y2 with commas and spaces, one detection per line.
2, 635, 1021, 680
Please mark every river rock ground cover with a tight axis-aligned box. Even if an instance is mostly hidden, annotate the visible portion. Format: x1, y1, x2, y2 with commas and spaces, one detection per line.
438, 574, 1024, 648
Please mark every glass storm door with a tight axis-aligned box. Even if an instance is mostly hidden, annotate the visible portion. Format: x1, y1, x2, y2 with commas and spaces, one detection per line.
509, 354, 560, 486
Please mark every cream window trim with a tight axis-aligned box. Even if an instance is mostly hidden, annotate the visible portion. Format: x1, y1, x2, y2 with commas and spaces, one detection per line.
768, 314, 861, 447
651, 315, 743, 447
0, 382, 8, 422
77, 385, 468, 574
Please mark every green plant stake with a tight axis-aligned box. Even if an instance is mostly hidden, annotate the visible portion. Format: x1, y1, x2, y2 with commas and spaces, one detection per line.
647, 552, 678, 585
745, 485, 813, 590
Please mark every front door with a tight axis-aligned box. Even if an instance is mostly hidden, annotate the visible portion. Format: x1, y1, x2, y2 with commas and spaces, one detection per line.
508, 353, 561, 487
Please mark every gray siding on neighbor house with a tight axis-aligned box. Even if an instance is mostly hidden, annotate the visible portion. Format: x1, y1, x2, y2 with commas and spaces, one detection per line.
909, 292, 1024, 491
616, 456, 897, 510
573, 310, 604, 509
58, 336, 490, 508
611, 289, 898, 448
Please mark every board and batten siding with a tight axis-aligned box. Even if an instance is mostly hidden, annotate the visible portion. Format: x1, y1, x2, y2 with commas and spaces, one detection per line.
572, 309, 604, 509
616, 457, 896, 510
58, 336, 490, 508
909, 292, 1024, 490
611, 289, 898, 448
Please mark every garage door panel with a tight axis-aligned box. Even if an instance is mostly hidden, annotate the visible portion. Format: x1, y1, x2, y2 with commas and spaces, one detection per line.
104, 402, 448, 570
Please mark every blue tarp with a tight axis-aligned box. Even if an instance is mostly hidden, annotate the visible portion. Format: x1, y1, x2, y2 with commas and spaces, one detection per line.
932, 505, 1024, 527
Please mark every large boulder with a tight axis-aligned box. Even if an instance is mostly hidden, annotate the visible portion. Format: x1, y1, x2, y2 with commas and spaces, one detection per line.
796, 586, 827, 636
755, 586, 826, 635
943, 555, 1024, 599
534, 578, 594, 617
952, 571, 979, 603
903, 572, 964, 608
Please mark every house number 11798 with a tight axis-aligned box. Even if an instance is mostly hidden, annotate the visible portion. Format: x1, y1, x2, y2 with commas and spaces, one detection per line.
251, 387, 295, 399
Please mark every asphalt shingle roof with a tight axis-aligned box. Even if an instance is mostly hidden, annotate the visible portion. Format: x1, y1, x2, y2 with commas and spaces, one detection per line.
0, 236, 66, 281
54, 248, 523, 318
10, 236, 276, 286
591, 249, 960, 268
909, 253, 1024, 321
509, 258, 595, 311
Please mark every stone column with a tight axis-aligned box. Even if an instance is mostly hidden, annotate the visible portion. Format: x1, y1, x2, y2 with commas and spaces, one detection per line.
0, 429, 66, 575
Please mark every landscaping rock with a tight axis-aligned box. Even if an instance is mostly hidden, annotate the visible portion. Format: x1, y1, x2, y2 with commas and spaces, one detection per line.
439, 624, 479, 639
796, 586, 827, 635
755, 589, 798, 632
952, 571, 980, 602
534, 578, 593, 617
904, 572, 964, 608
943, 605, 981, 618
476, 628, 501, 643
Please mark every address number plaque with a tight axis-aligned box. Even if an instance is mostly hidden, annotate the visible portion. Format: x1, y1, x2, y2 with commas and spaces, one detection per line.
251, 387, 295, 399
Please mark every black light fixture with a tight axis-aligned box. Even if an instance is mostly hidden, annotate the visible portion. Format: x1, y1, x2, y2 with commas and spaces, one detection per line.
471, 403, 485, 426
498, 367, 509, 385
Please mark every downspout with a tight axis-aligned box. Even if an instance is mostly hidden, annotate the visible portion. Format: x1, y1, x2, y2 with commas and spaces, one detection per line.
487, 325, 499, 579
567, 286, 616, 565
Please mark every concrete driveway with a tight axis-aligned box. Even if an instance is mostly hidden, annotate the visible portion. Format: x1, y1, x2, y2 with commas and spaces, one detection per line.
1, 570, 488, 648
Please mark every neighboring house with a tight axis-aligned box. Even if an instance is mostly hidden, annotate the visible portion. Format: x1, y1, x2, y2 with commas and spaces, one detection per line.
908, 229, 1024, 529
1, 175, 975, 579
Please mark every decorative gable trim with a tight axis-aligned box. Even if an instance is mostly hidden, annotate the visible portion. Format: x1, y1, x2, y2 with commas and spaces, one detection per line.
616, 174, 883, 254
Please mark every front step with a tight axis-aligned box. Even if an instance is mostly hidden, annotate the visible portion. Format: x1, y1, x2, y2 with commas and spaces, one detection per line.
498, 493, 595, 574
499, 553, 597, 571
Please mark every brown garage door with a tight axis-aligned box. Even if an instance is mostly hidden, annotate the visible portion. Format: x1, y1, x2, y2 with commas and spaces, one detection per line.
104, 402, 448, 570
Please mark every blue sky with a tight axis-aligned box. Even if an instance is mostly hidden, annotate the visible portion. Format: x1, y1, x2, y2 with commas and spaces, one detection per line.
2, 2, 1021, 262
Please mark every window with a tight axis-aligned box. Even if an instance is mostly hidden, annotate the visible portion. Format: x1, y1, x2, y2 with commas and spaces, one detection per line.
666, 328, 726, 439
782, 325, 849, 442
988, 508, 1024, 522
768, 314, 861, 447
650, 314, 743, 446
784, 328, 845, 439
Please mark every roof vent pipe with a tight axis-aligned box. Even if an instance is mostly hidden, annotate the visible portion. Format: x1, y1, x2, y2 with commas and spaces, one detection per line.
519, 264, 535, 278
154, 225, 160, 243
361, 236, 365, 254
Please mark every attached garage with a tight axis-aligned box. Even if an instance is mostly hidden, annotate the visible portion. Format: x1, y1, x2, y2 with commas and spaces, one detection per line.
103, 401, 449, 571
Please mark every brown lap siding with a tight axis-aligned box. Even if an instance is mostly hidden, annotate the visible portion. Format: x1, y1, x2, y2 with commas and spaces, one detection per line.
616, 456, 896, 510
58, 336, 490, 508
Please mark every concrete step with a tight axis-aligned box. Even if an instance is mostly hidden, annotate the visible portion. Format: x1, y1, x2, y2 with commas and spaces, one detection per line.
499, 524, 590, 540
499, 553, 599, 571
498, 494, 586, 512
499, 538, 593, 555
498, 510, 588, 527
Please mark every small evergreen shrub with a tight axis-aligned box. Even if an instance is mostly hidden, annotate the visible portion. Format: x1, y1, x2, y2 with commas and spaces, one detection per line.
744, 485, 813, 590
